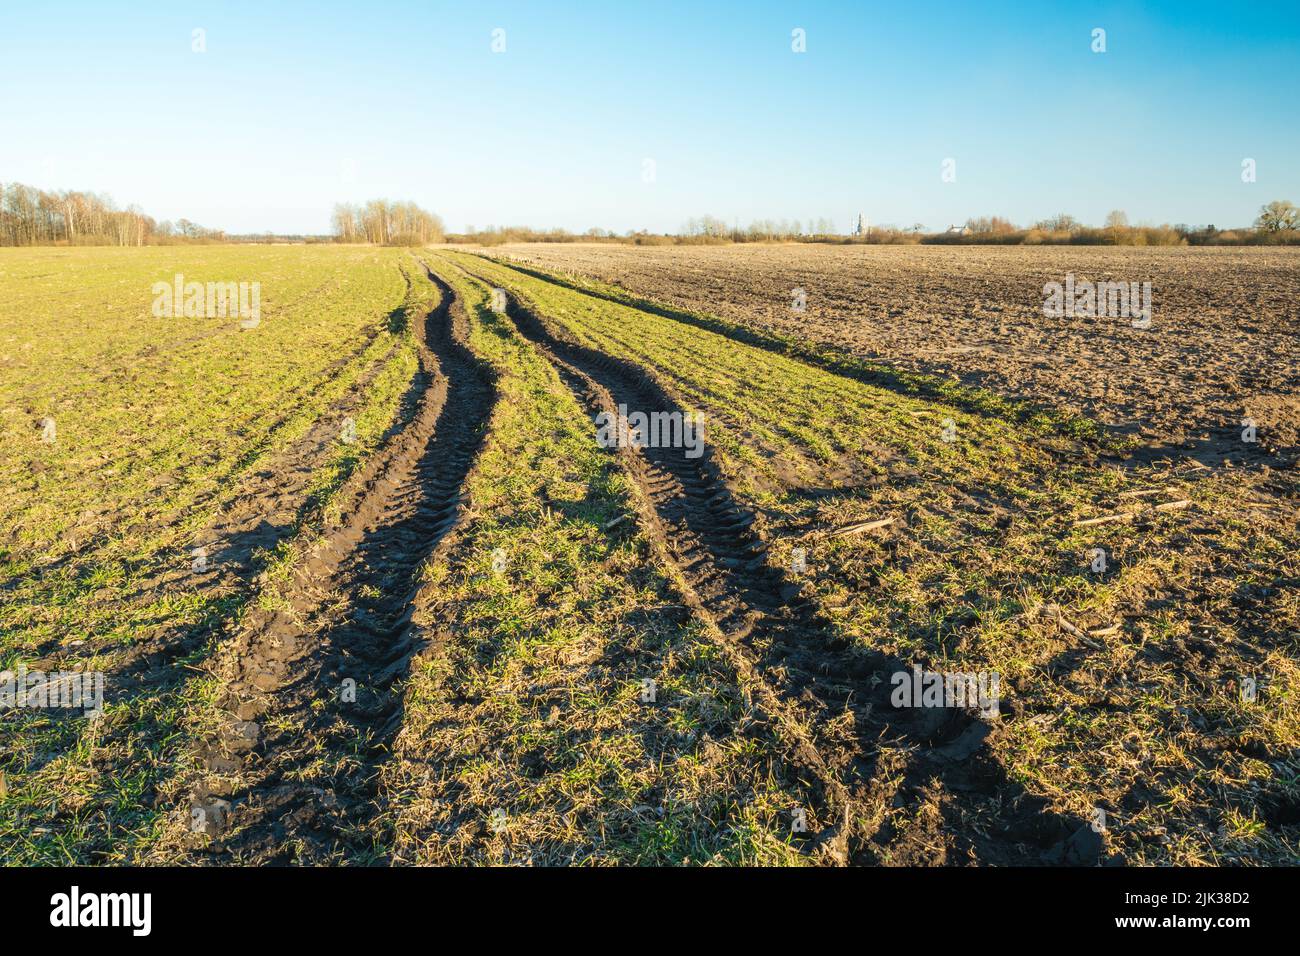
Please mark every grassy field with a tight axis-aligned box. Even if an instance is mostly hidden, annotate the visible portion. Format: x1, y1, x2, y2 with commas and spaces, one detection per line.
0, 245, 423, 862
1, 244, 1295, 865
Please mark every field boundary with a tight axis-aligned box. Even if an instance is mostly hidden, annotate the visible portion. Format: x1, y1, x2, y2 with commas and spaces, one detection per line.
474, 253, 1112, 447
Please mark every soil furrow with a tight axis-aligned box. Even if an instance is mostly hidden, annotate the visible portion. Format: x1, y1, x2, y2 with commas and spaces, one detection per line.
184, 269, 497, 863
486, 280, 1096, 865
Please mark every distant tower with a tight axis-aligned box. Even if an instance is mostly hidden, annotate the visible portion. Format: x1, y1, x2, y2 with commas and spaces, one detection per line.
855, 213, 868, 236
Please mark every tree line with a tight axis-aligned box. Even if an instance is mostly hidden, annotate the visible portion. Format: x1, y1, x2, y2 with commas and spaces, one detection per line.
331, 200, 444, 245
457, 203, 1298, 247
946, 202, 1299, 246
0, 181, 223, 246
681, 215, 840, 241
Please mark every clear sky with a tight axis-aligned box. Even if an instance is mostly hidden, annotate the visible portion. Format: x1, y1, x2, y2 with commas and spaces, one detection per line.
2, 0, 1296, 234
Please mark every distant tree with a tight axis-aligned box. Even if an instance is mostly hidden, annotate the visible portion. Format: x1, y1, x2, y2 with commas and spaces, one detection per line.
1255, 200, 1298, 232
963, 216, 1017, 236
333, 199, 443, 245
0, 180, 166, 246
331, 203, 359, 242
1036, 213, 1081, 234
1104, 209, 1129, 230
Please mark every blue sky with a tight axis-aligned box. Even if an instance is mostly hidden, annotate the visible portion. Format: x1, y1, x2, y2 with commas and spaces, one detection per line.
2, 0, 1296, 234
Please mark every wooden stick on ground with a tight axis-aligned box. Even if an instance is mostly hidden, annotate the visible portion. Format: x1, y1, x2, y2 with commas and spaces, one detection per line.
828, 516, 896, 538
1073, 513, 1131, 528
1074, 499, 1192, 527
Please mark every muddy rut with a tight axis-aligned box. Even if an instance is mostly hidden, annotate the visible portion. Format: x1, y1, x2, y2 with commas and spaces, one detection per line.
477, 276, 1097, 865
187, 268, 497, 863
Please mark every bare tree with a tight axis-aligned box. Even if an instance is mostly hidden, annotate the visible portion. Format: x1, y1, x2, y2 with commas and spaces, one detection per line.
0, 180, 181, 246
1255, 200, 1298, 232
333, 199, 443, 245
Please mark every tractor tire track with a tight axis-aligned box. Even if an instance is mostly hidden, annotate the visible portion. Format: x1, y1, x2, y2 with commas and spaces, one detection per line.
479, 276, 1096, 865
6, 309, 419, 806
185, 267, 497, 863
486, 285, 868, 863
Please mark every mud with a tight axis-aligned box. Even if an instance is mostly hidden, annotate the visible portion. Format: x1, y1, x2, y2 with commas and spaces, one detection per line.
186, 268, 497, 862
